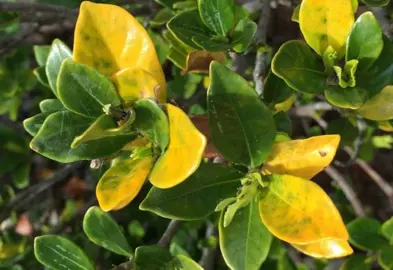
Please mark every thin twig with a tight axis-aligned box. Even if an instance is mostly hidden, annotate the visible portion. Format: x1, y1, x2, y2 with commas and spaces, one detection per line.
0, 162, 83, 224
157, 220, 182, 248
253, 0, 271, 95
198, 222, 217, 270
325, 166, 366, 217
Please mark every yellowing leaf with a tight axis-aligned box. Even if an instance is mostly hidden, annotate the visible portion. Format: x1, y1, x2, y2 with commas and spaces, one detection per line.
183, 51, 226, 74
149, 104, 207, 189
259, 174, 348, 244
292, 239, 353, 259
0, 243, 25, 259
112, 68, 160, 105
96, 156, 154, 211
299, 0, 354, 55
379, 121, 393, 132
261, 135, 340, 179
274, 95, 294, 113
73, 1, 166, 102
358, 86, 393, 121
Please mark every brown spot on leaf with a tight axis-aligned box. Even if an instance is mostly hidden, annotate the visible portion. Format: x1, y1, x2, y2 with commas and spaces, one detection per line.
318, 150, 327, 157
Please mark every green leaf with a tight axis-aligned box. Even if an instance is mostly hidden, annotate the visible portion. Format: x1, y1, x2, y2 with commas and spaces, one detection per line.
378, 246, 393, 270
219, 200, 273, 270
33, 45, 50, 67
176, 255, 203, 270
231, 19, 258, 53
291, 5, 300, 23
34, 235, 94, 270
327, 118, 358, 147
198, 0, 235, 36
150, 8, 173, 27
58, 59, 120, 119
46, 39, 72, 96
325, 86, 368, 109
133, 99, 169, 151
134, 245, 174, 269
272, 40, 326, 94
274, 111, 292, 136
83, 206, 133, 257
140, 163, 244, 220
34, 66, 50, 88
192, 35, 232, 51
263, 71, 293, 106
39, 99, 64, 113
71, 114, 130, 149
167, 10, 215, 50
208, 62, 276, 167
23, 112, 52, 136
12, 161, 31, 189
346, 12, 383, 72
357, 36, 393, 96
340, 255, 371, 270
30, 111, 134, 163
361, 0, 390, 7
347, 217, 389, 251
382, 217, 393, 244
352, 0, 359, 12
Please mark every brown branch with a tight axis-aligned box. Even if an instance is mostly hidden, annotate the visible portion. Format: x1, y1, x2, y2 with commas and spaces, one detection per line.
253, 0, 271, 95
198, 222, 217, 270
157, 220, 182, 248
325, 166, 366, 217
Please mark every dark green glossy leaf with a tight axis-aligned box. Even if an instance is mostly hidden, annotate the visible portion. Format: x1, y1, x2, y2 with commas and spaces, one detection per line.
263, 71, 293, 106
30, 111, 134, 163
291, 5, 300, 22
198, 0, 235, 36
150, 8, 173, 27
346, 12, 383, 72
33, 66, 49, 88
272, 40, 326, 94
133, 99, 169, 151
192, 35, 232, 51
340, 255, 371, 270
134, 245, 175, 269
219, 200, 273, 270
231, 19, 257, 53
58, 59, 120, 119
39, 99, 64, 113
46, 39, 72, 96
167, 10, 214, 50
208, 62, 276, 167
357, 36, 393, 96
23, 112, 51, 136
33, 45, 50, 67
325, 86, 368, 109
274, 111, 292, 136
347, 217, 388, 251
83, 206, 132, 257
361, 0, 390, 7
140, 163, 244, 220
379, 246, 393, 270
34, 235, 94, 270
382, 217, 393, 244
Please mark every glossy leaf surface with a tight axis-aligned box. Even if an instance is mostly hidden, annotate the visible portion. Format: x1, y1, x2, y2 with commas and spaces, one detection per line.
358, 86, 393, 121
149, 104, 206, 189
259, 174, 348, 244
96, 156, 154, 211
347, 217, 388, 251
198, 0, 235, 36
292, 239, 353, 259
262, 135, 340, 179
208, 61, 276, 167
325, 86, 368, 109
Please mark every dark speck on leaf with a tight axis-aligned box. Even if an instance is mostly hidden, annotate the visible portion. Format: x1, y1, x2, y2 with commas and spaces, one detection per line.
318, 150, 327, 157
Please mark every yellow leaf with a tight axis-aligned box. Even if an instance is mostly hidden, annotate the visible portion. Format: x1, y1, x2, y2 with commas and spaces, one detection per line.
203, 76, 211, 89
149, 104, 207, 189
379, 121, 393, 132
274, 95, 294, 113
259, 174, 348, 244
122, 136, 152, 151
292, 239, 353, 259
96, 156, 154, 211
358, 86, 393, 121
299, 0, 354, 55
112, 68, 160, 105
73, 1, 166, 102
262, 135, 340, 179
0, 243, 25, 259
183, 51, 226, 75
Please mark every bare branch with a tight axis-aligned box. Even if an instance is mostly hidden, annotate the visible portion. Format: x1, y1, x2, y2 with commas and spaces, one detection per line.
253, 0, 271, 95
157, 220, 182, 248
198, 222, 217, 270
325, 166, 366, 217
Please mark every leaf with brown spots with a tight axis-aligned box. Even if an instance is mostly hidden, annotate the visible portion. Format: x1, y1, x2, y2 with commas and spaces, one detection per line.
182, 51, 226, 75
261, 135, 340, 179
259, 174, 349, 245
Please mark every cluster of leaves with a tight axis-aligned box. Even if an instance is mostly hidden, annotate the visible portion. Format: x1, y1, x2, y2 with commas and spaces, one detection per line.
1, 0, 393, 269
